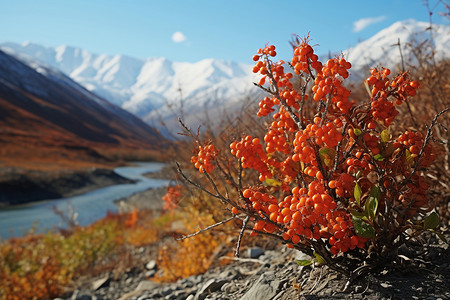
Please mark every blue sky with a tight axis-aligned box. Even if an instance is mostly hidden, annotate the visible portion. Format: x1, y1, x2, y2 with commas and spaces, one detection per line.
1, 0, 449, 63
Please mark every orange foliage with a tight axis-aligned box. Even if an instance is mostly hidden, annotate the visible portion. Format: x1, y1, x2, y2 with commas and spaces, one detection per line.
153, 231, 219, 282
162, 185, 183, 210
125, 209, 139, 228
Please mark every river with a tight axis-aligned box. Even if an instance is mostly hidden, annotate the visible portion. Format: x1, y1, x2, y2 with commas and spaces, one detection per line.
0, 162, 169, 239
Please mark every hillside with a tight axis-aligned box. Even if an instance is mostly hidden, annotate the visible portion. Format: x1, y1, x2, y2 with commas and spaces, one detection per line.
0, 49, 168, 203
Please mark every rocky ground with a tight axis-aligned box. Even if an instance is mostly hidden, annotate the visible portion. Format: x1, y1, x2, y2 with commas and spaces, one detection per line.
59, 173, 450, 300
61, 230, 449, 300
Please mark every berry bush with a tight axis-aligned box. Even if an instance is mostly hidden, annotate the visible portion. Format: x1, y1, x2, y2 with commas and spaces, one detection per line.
178, 35, 448, 280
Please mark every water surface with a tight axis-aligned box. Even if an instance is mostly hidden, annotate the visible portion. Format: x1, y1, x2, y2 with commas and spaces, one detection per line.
0, 162, 168, 239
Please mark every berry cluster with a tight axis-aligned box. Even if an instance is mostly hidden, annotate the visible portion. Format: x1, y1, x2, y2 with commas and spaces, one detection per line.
257, 96, 277, 117
394, 131, 435, 167
366, 68, 420, 127
291, 36, 322, 74
191, 144, 219, 174
230, 135, 278, 181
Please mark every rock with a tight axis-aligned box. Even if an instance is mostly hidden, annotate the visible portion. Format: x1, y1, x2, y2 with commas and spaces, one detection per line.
220, 282, 235, 294
135, 280, 160, 291
240, 271, 281, 300
354, 285, 364, 293
380, 282, 393, 288
160, 286, 174, 296
247, 247, 264, 258
92, 276, 110, 291
195, 278, 228, 300
145, 260, 157, 270
71, 290, 94, 300
145, 270, 156, 278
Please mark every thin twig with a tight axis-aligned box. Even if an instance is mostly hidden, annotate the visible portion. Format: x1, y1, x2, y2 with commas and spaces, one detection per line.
309, 266, 323, 293
176, 162, 219, 200
176, 216, 237, 240
219, 256, 265, 264
406, 108, 449, 182
235, 216, 249, 257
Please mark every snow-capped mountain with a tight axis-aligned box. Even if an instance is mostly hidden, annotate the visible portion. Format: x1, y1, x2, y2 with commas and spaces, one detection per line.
1, 19, 448, 134
0, 49, 164, 150
0, 42, 258, 123
343, 19, 450, 81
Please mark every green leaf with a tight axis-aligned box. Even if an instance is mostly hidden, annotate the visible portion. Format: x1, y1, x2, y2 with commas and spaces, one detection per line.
265, 178, 282, 187
313, 252, 326, 265
365, 185, 380, 220
381, 128, 391, 143
405, 149, 413, 164
319, 147, 336, 167
373, 154, 385, 161
424, 212, 440, 230
352, 216, 375, 238
296, 259, 313, 266
354, 128, 362, 136
349, 209, 367, 219
354, 182, 362, 207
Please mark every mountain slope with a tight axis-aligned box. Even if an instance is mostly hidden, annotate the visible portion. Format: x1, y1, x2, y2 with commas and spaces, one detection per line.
343, 19, 450, 81
0, 43, 257, 120
0, 49, 164, 170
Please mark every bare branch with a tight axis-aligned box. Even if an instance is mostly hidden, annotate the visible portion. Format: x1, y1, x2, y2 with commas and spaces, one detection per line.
176, 216, 237, 240
235, 216, 249, 257
407, 108, 449, 181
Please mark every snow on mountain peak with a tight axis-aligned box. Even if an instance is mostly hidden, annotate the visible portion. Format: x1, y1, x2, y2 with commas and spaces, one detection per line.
343, 19, 449, 80
0, 41, 256, 117
1, 19, 448, 134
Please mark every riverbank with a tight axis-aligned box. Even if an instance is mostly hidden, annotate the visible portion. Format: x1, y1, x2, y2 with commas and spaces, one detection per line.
0, 166, 135, 206
114, 164, 175, 213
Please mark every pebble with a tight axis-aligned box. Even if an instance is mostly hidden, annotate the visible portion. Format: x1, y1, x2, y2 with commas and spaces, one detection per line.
247, 247, 264, 258
145, 260, 157, 270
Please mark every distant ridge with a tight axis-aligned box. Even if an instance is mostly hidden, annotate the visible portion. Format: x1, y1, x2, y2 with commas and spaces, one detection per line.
0, 49, 165, 170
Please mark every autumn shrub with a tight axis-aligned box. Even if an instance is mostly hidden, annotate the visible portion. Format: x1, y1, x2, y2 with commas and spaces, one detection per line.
153, 211, 223, 282
0, 234, 71, 300
176, 34, 448, 281
0, 208, 170, 299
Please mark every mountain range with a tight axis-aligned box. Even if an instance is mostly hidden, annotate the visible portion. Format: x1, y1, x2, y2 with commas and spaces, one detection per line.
1, 19, 449, 134
0, 49, 164, 171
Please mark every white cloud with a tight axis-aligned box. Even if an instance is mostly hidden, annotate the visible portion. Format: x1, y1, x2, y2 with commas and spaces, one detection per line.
353, 16, 386, 32
172, 31, 187, 43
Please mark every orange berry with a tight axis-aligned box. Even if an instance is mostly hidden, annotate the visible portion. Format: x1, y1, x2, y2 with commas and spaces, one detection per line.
268, 204, 278, 213
291, 235, 301, 244
328, 180, 337, 189
292, 211, 302, 221
410, 80, 419, 89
